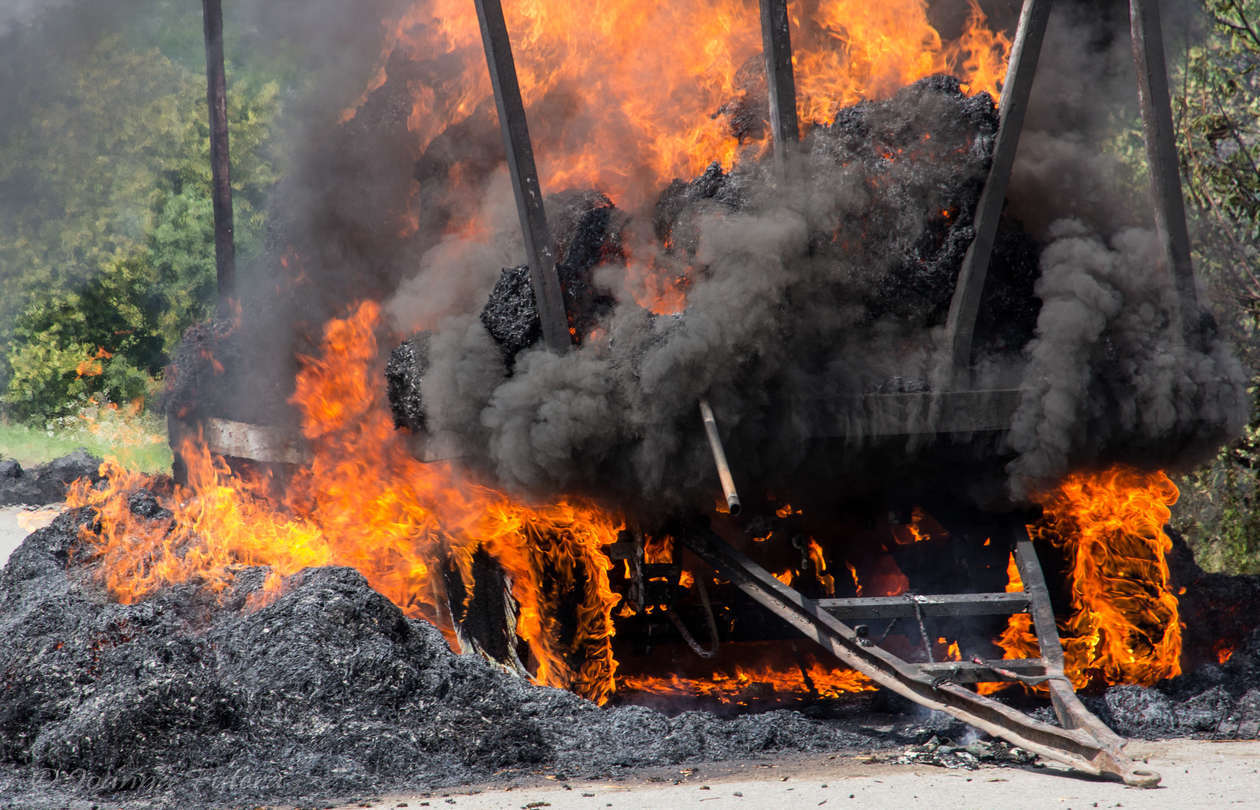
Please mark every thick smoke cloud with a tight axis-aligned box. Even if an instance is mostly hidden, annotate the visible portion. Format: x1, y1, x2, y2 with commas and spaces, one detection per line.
1002, 1, 1247, 494
385, 74, 1031, 515
28, 0, 1231, 516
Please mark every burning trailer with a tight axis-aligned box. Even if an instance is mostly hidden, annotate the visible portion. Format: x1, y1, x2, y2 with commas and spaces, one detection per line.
3, 0, 1257, 805
348, 0, 1242, 786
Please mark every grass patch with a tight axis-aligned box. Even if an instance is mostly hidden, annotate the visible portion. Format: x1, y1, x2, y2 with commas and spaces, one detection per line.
0, 405, 172, 474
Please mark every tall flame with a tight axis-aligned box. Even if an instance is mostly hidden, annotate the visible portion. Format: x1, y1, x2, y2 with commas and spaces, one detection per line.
69, 301, 623, 704
989, 467, 1183, 690
349, 0, 1010, 211
1030, 467, 1182, 688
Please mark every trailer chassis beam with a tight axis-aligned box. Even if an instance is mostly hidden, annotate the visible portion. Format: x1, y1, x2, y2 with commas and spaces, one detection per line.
679, 524, 1160, 787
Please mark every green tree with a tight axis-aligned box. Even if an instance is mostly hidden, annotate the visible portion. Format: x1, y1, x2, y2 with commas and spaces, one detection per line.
0, 29, 280, 421
1170, 1, 1260, 572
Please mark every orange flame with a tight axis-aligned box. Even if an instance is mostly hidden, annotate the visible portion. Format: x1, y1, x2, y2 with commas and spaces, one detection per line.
68, 301, 623, 704
1030, 467, 1182, 689
74, 347, 113, 379
775, 503, 801, 519
988, 467, 1183, 691
619, 661, 874, 705
806, 537, 836, 596
891, 506, 947, 545
347, 0, 1010, 214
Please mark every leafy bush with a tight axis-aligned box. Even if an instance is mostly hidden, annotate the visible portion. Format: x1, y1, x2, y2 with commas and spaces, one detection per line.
1169, 1, 1260, 572
0, 27, 280, 422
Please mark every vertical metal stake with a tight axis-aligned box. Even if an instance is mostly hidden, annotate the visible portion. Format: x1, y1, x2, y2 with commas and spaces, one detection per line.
202, 0, 235, 312
1130, 0, 1201, 346
759, 0, 801, 183
936, 0, 1053, 390
474, 0, 572, 352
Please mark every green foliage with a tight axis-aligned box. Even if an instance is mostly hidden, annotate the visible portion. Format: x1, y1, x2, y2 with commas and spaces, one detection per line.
1169, 1, 1260, 572
0, 411, 172, 474
1179, 422, 1260, 574
0, 24, 282, 423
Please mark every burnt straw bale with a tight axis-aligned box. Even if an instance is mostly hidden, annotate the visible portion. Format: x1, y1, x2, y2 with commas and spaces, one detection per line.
162, 316, 297, 429
385, 331, 431, 433
478, 192, 622, 366
653, 75, 1039, 350
0, 450, 101, 507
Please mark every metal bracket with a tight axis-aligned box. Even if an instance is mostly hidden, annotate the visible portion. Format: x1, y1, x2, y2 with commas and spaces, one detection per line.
1129, 0, 1202, 346
936, 0, 1053, 391
937, 0, 1205, 387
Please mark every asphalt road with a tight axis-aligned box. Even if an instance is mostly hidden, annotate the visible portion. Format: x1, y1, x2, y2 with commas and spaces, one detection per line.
0, 503, 60, 567
336, 740, 1260, 810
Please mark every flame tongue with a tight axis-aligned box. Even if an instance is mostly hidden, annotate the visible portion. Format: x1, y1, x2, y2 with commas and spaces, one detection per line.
988, 467, 1184, 690
69, 301, 623, 705
352, 0, 1010, 212
1030, 467, 1182, 688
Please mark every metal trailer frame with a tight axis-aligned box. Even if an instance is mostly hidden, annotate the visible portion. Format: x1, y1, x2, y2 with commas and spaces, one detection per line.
461, 0, 1199, 787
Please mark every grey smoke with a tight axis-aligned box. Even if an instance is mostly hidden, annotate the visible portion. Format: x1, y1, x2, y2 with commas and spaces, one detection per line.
0, 0, 72, 38
1002, 2, 1248, 495
390, 76, 1005, 516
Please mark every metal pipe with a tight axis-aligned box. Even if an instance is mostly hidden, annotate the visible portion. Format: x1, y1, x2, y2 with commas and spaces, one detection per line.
759, 0, 800, 184
935, 0, 1052, 390
473, 0, 572, 353
201, 0, 235, 312
1129, 0, 1202, 346
699, 399, 741, 516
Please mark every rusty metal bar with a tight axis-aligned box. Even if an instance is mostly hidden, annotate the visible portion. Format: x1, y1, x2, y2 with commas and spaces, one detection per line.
917, 658, 1046, 684
1129, 0, 1201, 345
201, 0, 235, 311
474, 0, 571, 352
699, 399, 742, 515
936, 0, 1053, 389
818, 591, 1031, 620
759, 0, 800, 182
1013, 529, 1131, 753
680, 528, 1159, 786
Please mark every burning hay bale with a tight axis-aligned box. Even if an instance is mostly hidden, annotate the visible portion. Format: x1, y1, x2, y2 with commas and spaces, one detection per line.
654, 74, 1038, 340
163, 316, 297, 430
478, 190, 621, 364
382, 76, 1059, 512
385, 332, 431, 433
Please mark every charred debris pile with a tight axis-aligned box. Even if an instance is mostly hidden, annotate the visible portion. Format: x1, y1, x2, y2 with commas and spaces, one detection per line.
0, 451, 101, 508
0, 505, 894, 807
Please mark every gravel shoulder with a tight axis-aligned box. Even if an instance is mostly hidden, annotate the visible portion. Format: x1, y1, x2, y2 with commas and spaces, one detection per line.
338, 739, 1260, 810
0, 504, 60, 567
